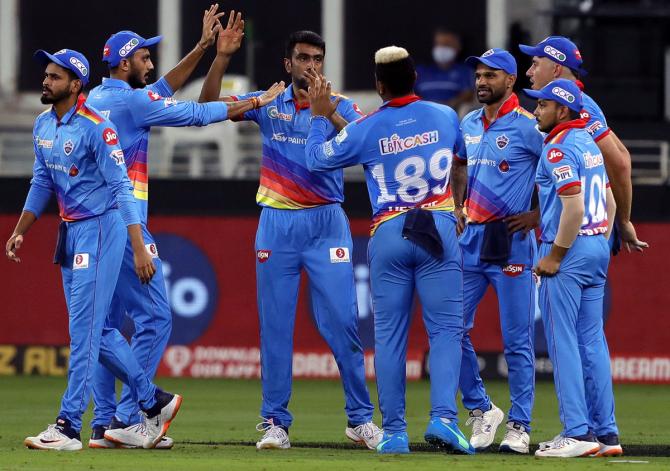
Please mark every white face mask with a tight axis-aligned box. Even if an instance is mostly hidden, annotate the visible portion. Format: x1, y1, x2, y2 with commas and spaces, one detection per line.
433, 46, 457, 65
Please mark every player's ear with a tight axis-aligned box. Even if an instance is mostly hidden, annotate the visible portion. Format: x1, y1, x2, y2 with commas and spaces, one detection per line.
283, 57, 291, 75
507, 73, 516, 89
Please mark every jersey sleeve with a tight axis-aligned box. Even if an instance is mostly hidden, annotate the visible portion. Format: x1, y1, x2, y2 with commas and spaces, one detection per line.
23, 136, 54, 217
335, 96, 364, 123
581, 97, 610, 142
129, 89, 228, 128
524, 121, 545, 159
230, 90, 265, 123
89, 121, 140, 226
306, 116, 369, 171
454, 119, 468, 162
543, 144, 582, 195
147, 76, 175, 98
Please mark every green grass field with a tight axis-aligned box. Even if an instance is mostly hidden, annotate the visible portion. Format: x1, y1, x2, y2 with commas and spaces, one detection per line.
1, 377, 668, 470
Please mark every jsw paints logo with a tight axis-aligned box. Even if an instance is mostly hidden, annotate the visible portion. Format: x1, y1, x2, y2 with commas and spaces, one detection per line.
502, 264, 525, 277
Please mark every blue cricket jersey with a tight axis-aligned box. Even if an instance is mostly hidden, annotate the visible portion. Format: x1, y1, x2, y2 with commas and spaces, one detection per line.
536, 119, 610, 243
86, 77, 229, 223
459, 93, 544, 223
24, 99, 140, 226
233, 86, 362, 209
305, 95, 462, 234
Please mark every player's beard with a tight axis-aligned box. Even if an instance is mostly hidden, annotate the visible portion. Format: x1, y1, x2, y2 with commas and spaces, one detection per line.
128, 67, 148, 89
294, 75, 309, 91
40, 86, 71, 104
477, 86, 506, 105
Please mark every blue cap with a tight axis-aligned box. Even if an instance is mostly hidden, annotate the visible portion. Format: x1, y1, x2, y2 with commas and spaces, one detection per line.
34, 48, 90, 86
102, 30, 162, 67
519, 36, 587, 76
465, 48, 517, 75
523, 78, 583, 112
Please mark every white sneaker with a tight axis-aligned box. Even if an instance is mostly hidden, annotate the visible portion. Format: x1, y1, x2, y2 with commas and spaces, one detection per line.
465, 403, 504, 450
25, 424, 82, 451
534, 436, 600, 458
256, 418, 290, 450
142, 392, 183, 449
345, 421, 383, 450
103, 421, 174, 449
499, 422, 530, 454
594, 435, 623, 457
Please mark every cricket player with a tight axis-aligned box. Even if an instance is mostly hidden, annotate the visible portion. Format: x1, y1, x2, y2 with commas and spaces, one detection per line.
199, 30, 380, 450
86, 9, 284, 449
305, 46, 473, 455
519, 36, 647, 454
5, 49, 181, 451
450, 49, 543, 454
524, 79, 618, 457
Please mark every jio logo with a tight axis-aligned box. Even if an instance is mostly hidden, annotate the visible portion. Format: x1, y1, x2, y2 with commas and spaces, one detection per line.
154, 233, 218, 345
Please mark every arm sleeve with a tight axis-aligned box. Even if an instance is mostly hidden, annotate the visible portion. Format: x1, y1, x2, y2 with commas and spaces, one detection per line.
230, 91, 265, 123
306, 117, 368, 171
23, 141, 54, 217
90, 121, 141, 226
147, 76, 175, 97
336, 97, 364, 122
130, 89, 228, 128
544, 145, 582, 195
582, 98, 610, 142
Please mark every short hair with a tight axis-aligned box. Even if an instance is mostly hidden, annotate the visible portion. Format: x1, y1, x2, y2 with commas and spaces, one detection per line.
375, 46, 416, 96
285, 31, 325, 59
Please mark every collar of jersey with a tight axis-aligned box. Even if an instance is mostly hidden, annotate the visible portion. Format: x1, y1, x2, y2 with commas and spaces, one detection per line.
479, 93, 519, 130
50, 94, 86, 125
381, 94, 421, 108
543, 118, 586, 144
101, 77, 134, 90
282, 85, 311, 111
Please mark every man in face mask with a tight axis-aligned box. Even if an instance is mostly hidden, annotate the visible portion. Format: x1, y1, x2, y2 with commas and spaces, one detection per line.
415, 28, 474, 111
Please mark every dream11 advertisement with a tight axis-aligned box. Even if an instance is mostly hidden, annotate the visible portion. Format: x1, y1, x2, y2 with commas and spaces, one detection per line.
0, 215, 669, 383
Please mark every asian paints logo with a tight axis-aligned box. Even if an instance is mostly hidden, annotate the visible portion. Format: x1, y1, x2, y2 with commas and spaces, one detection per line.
154, 234, 218, 345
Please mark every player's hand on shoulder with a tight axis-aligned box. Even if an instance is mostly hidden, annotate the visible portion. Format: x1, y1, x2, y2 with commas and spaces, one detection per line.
258, 81, 286, 107
618, 220, 649, 253
5, 234, 23, 263
133, 248, 156, 284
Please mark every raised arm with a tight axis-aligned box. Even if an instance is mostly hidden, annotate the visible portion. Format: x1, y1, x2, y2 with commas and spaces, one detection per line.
199, 11, 245, 102
163, 4, 225, 93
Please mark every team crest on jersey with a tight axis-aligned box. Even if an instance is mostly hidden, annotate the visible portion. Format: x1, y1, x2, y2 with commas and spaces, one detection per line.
257, 250, 271, 263
62, 139, 74, 156
329, 247, 350, 263
68, 164, 79, 177
498, 159, 510, 173
495, 134, 510, 149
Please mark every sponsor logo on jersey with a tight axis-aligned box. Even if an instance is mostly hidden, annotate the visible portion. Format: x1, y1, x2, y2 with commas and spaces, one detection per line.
103, 128, 118, 145
335, 128, 348, 144
99, 110, 111, 119
586, 120, 604, 136
329, 247, 350, 263
468, 158, 497, 167
63, 139, 74, 156
496, 134, 510, 149
464, 133, 482, 145
145, 243, 159, 258
69, 57, 88, 77
35, 136, 53, 149
547, 148, 563, 163
257, 250, 271, 263
109, 149, 125, 165
502, 264, 525, 277
148, 90, 162, 101
580, 110, 591, 120
267, 106, 292, 121
163, 97, 178, 107
551, 86, 575, 103
583, 151, 604, 169
119, 38, 140, 57
323, 141, 335, 157
379, 131, 439, 155
271, 132, 306, 145
68, 164, 79, 177
553, 165, 573, 182
544, 45, 566, 62
73, 253, 89, 269
498, 159, 510, 173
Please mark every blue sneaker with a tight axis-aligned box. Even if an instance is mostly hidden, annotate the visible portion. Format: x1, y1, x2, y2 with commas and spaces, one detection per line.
424, 418, 475, 455
376, 431, 410, 454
